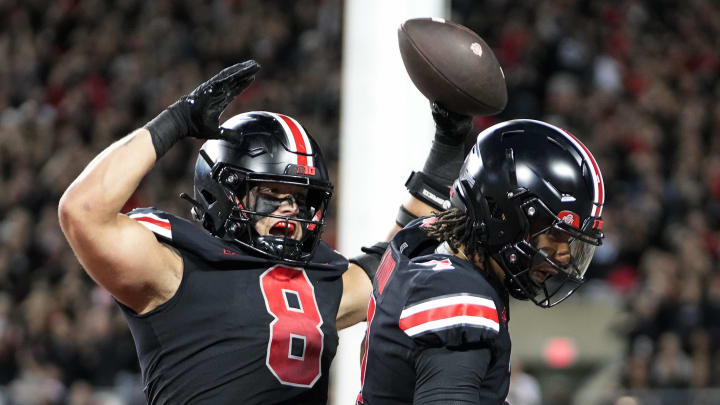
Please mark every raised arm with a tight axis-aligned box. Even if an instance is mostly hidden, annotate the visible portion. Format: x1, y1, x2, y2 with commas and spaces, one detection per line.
336, 103, 473, 329
59, 129, 179, 313
58, 61, 259, 313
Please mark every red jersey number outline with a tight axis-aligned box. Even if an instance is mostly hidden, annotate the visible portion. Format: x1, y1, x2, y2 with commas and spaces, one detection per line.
260, 265, 324, 387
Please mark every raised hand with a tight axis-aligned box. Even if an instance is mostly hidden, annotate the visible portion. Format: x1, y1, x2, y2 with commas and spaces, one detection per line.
183, 61, 261, 139
431, 102, 473, 146
144, 60, 261, 157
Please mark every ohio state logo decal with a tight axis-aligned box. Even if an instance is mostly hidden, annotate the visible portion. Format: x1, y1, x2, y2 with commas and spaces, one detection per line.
557, 210, 580, 228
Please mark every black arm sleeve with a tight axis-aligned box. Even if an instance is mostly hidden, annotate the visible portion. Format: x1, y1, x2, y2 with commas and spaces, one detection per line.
349, 242, 389, 282
414, 346, 491, 405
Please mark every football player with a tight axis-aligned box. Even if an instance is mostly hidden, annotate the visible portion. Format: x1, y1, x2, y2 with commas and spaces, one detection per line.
357, 120, 605, 404
58, 60, 471, 404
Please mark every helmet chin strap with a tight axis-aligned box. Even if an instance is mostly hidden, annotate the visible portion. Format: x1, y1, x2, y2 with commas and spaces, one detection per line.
223, 208, 307, 262
480, 251, 512, 294
221, 216, 305, 262
255, 235, 304, 261
494, 240, 585, 307
494, 251, 531, 301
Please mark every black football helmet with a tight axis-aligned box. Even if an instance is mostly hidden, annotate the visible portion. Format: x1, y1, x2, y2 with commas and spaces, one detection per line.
190, 111, 333, 264
450, 119, 605, 307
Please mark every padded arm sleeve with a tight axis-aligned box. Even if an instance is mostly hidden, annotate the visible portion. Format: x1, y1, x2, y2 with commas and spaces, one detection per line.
349, 242, 389, 282
414, 346, 491, 405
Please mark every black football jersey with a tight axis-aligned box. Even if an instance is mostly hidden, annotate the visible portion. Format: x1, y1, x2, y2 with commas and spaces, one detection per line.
358, 217, 511, 405
119, 208, 347, 405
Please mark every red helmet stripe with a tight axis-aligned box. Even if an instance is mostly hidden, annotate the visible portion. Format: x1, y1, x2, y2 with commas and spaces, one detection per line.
526, 120, 604, 218
560, 129, 604, 217
276, 113, 314, 167
284, 114, 314, 166
277, 114, 307, 165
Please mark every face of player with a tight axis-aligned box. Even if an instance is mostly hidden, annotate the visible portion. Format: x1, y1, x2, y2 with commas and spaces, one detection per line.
246, 183, 308, 240
529, 227, 571, 285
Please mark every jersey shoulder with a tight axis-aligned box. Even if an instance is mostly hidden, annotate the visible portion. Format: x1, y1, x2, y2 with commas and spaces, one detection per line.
389, 216, 443, 260
372, 216, 442, 297
127, 208, 262, 265
398, 253, 504, 349
128, 208, 347, 273
307, 241, 349, 274
127, 207, 175, 242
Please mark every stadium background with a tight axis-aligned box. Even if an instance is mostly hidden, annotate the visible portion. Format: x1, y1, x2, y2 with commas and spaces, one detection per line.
1, 0, 719, 404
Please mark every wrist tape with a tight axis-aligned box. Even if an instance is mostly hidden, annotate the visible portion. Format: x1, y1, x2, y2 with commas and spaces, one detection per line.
144, 104, 190, 158
405, 171, 452, 211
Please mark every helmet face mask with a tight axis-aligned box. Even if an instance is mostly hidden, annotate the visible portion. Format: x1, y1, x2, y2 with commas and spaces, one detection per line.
190, 112, 333, 264
494, 196, 603, 307
451, 119, 605, 308
222, 169, 332, 263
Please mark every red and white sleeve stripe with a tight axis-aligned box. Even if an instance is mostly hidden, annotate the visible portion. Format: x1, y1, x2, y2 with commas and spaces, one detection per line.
128, 212, 172, 240
398, 294, 499, 337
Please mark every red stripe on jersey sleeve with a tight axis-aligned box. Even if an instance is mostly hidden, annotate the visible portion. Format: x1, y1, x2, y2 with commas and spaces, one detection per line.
398, 303, 499, 332
133, 216, 171, 230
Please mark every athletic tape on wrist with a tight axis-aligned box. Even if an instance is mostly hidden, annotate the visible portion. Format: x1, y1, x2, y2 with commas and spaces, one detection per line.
144, 106, 187, 159
405, 171, 452, 211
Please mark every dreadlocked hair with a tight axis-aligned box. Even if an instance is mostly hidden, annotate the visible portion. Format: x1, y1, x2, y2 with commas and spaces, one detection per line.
426, 208, 496, 281
425, 207, 475, 254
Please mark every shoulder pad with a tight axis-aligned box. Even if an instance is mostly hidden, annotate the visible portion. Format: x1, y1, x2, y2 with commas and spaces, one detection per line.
128, 209, 347, 272
306, 241, 349, 273
399, 261, 502, 349
127, 208, 254, 264
405, 215, 440, 230
390, 216, 441, 260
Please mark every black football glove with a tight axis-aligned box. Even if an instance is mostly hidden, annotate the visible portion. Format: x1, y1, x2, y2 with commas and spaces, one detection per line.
431, 102, 473, 146
145, 60, 261, 157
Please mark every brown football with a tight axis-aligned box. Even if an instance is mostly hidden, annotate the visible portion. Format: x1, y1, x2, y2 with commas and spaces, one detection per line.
398, 18, 507, 116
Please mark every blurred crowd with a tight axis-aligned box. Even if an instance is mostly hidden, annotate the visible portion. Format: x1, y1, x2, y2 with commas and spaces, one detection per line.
1, 0, 720, 404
